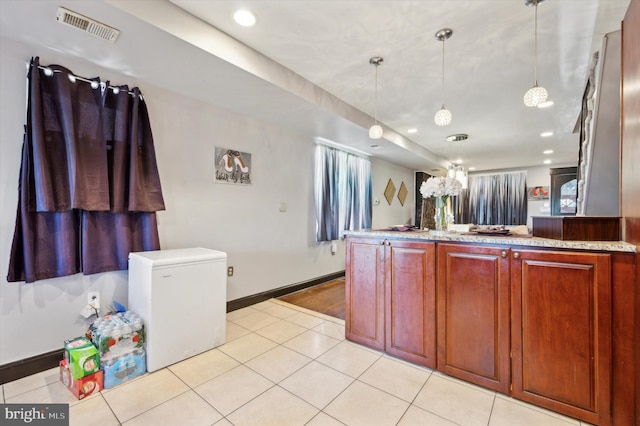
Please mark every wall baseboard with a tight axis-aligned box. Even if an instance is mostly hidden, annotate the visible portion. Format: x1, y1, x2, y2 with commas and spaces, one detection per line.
226, 271, 345, 312
0, 271, 345, 385
0, 349, 64, 385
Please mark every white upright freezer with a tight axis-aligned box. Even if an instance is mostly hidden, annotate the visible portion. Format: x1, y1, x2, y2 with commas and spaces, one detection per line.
128, 247, 227, 372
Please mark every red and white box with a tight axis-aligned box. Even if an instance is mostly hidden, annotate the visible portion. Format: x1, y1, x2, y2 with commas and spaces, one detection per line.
59, 360, 103, 400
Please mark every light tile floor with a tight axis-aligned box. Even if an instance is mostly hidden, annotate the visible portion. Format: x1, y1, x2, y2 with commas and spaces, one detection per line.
1, 299, 595, 426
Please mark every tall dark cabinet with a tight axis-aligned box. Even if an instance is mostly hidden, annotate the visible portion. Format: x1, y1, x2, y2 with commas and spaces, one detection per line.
550, 167, 577, 216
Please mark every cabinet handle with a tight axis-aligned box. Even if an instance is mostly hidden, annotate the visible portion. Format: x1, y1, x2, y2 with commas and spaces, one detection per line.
501, 251, 507, 258
386, 241, 391, 246
513, 252, 520, 259
380, 240, 386, 245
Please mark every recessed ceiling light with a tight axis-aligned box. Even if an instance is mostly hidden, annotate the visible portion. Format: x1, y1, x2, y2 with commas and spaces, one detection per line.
537, 101, 554, 108
233, 9, 257, 26
543, 159, 552, 164
540, 131, 554, 137
407, 128, 418, 134
468, 167, 476, 171
454, 159, 463, 164
543, 149, 554, 154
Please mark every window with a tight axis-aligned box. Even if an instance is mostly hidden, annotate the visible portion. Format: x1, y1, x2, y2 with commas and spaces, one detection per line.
314, 143, 372, 242
560, 179, 578, 214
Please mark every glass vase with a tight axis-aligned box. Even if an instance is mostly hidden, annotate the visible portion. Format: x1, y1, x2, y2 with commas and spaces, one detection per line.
434, 196, 448, 232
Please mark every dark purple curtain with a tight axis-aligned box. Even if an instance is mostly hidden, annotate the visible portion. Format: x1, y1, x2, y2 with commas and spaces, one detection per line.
7, 57, 165, 283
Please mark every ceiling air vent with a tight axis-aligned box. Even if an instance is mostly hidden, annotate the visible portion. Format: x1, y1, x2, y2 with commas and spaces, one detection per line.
446, 134, 469, 142
56, 7, 120, 42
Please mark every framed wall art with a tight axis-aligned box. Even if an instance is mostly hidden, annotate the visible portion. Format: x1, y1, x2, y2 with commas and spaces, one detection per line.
527, 186, 549, 200
214, 147, 252, 185
397, 181, 408, 206
384, 179, 396, 205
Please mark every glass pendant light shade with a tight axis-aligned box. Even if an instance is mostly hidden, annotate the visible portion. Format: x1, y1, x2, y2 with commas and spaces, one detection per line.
369, 124, 383, 139
455, 166, 468, 189
434, 106, 452, 126
524, 84, 548, 107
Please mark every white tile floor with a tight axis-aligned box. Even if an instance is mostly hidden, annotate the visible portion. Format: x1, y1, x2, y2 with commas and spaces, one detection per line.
1, 299, 595, 426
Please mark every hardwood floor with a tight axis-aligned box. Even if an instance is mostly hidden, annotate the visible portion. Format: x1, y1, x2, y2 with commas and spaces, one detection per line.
278, 278, 345, 320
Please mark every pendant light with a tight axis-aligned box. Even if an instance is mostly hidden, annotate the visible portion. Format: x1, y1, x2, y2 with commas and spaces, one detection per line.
446, 133, 468, 189
523, 0, 548, 107
369, 57, 384, 139
434, 28, 453, 126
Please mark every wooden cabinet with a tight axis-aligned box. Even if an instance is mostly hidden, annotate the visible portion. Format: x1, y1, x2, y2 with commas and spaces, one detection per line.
437, 244, 612, 424
385, 240, 436, 367
511, 249, 612, 425
345, 237, 436, 368
345, 237, 385, 350
437, 244, 511, 393
345, 235, 624, 425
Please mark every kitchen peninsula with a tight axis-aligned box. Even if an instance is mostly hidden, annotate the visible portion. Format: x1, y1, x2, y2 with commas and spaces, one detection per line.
344, 229, 636, 426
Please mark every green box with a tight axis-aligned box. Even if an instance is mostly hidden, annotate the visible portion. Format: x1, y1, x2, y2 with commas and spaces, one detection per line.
64, 337, 100, 379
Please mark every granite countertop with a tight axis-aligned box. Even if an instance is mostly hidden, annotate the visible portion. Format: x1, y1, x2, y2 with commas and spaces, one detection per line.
344, 229, 637, 253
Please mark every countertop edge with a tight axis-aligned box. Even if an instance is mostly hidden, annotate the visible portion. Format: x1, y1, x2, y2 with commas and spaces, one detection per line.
343, 230, 637, 253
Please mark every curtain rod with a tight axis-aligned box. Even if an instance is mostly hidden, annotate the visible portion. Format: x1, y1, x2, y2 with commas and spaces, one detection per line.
469, 170, 527, 177
314, 137, 371, 158
27, 62, 141, 98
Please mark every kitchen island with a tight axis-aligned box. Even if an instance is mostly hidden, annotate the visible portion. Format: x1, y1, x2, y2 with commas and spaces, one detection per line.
344, 229, 636, 426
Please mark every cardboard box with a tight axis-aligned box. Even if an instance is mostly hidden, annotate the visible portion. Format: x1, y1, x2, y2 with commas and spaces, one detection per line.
59, 360, 103, 400
63, 337, 100, 379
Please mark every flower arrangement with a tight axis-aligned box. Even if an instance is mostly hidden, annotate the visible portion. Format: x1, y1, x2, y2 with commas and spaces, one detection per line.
420, 176, 462, 232
419, 176, 462, 199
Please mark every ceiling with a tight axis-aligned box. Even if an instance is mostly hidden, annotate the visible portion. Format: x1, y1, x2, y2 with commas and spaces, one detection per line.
0, 0, 631, 173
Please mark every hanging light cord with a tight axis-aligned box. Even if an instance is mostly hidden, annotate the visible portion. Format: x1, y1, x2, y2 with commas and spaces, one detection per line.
533, 1, 539, 85
373, 64, 379, 125
441, 38, 446, 107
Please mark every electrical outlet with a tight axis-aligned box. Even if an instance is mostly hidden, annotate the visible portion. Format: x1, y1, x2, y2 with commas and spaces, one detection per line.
227, 266, 234, 277
88, 291, 100, 309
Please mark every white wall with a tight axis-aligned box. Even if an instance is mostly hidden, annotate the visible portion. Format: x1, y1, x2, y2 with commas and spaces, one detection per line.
370, 158, 416, 230
0, 38, 413, 365
524, 165, 555, 227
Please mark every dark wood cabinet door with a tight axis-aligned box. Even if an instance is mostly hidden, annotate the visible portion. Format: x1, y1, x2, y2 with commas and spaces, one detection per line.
385, 240, 436, 368
511, 249, 612, 425
345, 237, 385, 350
436, 243, 511, 393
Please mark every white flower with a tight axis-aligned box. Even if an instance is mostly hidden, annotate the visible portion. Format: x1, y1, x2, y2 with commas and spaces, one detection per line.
419, 176, 462, 199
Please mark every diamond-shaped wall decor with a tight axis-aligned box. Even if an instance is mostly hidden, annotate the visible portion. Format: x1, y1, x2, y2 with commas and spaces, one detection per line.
384, 179, 396, 205
397, 181, 408, 206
